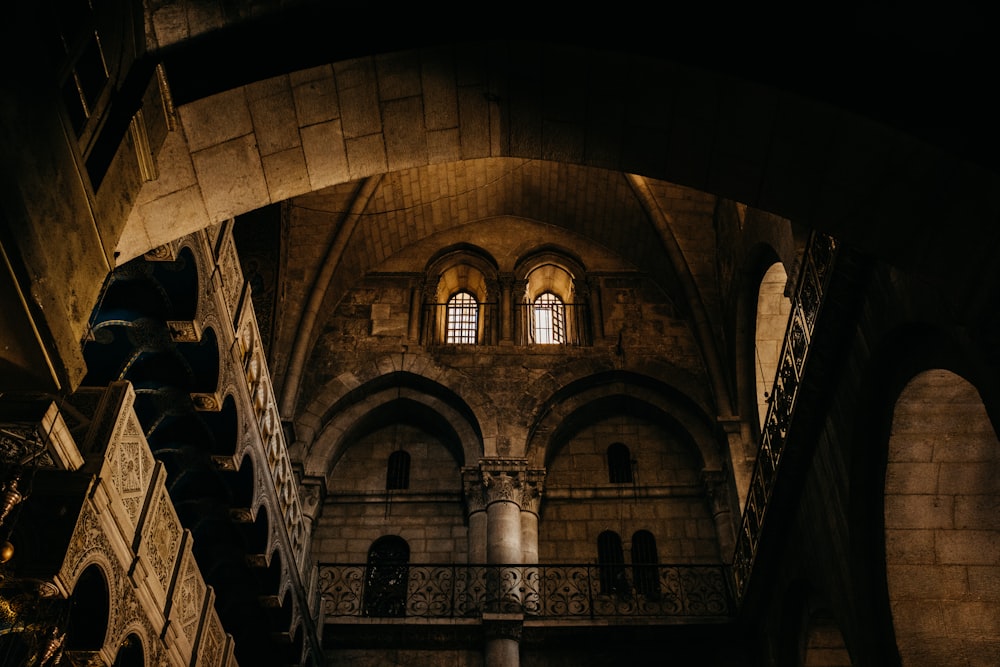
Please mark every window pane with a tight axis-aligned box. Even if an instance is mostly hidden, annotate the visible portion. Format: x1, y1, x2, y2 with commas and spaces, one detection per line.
386, 450, 410, 490
607, 443, 633, 484
597, 531, 629, 596
446, 291, 478, 344
533, 292, 565, 344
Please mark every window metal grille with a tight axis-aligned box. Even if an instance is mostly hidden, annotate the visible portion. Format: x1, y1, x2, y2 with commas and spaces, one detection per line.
532, 292, 566, 344
597, 531, 629, 597
363, 536, 410, 617
445, 291, 478, 344
631, 530, 661, 596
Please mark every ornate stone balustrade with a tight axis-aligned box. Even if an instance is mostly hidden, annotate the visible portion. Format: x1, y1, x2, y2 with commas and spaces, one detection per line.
215, 227, 307, 568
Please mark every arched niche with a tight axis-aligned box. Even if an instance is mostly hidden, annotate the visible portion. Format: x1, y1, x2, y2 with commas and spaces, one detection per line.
755, 261, 791, 428
307, 371, 483, 484
885, 369, 1000, 667
423, 245, 499, 345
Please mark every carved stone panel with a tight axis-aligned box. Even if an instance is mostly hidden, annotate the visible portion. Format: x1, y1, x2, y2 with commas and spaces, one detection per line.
194, 592, 226, 667
107, 412, 156, 530
136, 484, 183, 604
166, 532, 207, 661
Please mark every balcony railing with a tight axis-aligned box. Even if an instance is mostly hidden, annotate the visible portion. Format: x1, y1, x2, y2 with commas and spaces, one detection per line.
732, 231, 839, 601
318, 563, 733, 621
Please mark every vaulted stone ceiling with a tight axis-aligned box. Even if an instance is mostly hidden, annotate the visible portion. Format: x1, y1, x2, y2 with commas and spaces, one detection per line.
129, 0, 1000, 424
230, 158, 741, 424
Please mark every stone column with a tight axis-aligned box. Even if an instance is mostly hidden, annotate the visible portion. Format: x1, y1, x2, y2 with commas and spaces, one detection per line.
463, 467, 488, 563
499, 273, 514, 345
520, 472, 544, 615
484, 470, 522, 564
585, 276, 604, 342
480, 460, 528, 667
519, 473, 544, 565
484, 619, 522, 667
511, 279, 528, 344
485, 278, 500, 345
407, 279, 423, 342
718, 417, 751, 513
702, 469, 737, 561
422, 280, 440, 343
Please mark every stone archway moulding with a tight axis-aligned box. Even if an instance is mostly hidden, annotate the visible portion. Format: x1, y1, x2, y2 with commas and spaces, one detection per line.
114, 40, 981, 291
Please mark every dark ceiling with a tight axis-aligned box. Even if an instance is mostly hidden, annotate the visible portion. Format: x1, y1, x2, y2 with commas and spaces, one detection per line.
157, 3, 998, 176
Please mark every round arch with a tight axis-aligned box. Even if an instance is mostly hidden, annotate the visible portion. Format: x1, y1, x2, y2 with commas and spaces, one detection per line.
65, 563, 111, 652
524, 370, 719, 471
847, 321, 1000, 665
302, 370, 485, 479
110, 632, 145, 667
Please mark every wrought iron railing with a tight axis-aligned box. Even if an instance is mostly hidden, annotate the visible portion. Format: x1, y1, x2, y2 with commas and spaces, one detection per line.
732, 231, 838, 601
317, 563, 733, 620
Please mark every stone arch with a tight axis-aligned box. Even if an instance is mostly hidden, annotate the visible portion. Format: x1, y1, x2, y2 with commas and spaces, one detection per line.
298, 366, 489, 474
513, 245, 589, 346
307, 386, 480, 489
243, 502, 271, 564
117, 39, 955, 278
175, 325, 221, 395
422, 244, 500, 345
776, 580, 851, 667
109, 632, 145, 667
524, 369, 719, 471
65, 562, 110, 652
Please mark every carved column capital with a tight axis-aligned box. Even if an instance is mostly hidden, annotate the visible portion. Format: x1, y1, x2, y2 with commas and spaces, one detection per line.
462, 467, 487, 514
484, 617, 523, 641
701, 469, 731, 516
483, 471, 521, 507
519, 480, 542, 515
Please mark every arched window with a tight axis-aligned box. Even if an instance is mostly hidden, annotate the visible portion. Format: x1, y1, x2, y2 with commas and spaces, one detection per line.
631, 530, 660, 596
386, 450, 410, 490
363, 536, 410, 617
607, 443, 633, 484
597, 530, 629, 597
532, 292, 566, 344
445, 291, 478, 344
